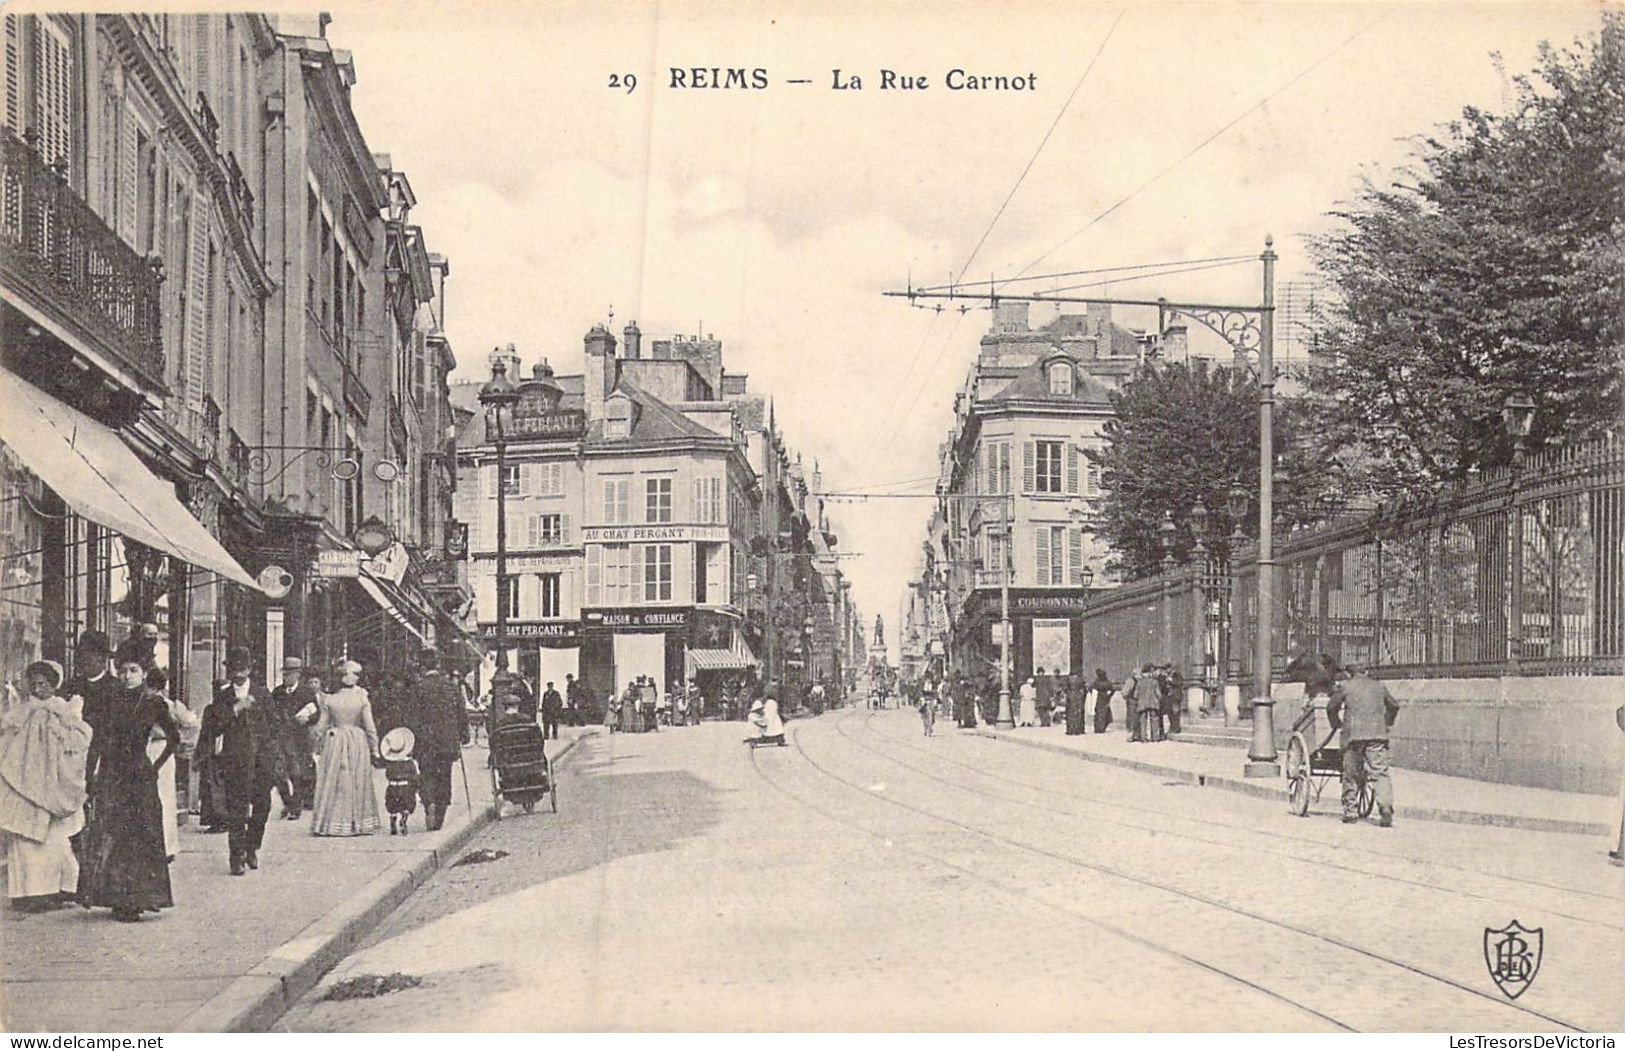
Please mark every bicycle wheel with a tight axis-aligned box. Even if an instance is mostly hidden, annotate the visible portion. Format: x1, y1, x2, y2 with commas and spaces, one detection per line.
1285, 733, 1312, 817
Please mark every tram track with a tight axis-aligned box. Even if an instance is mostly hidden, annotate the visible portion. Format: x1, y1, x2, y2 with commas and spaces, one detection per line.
846, 710, 1620, 928
745, 721, 1355, 1032
751, 709, 1593, 1032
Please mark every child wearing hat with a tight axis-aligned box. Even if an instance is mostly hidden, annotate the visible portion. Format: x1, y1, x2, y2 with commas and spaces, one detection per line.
380, 727, 420, 836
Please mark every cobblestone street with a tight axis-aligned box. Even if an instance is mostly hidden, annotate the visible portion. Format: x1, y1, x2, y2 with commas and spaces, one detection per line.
281, 710, 1623, 1032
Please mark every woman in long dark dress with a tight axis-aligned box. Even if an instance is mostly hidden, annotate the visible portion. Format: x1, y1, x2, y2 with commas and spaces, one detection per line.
1091, 669, 1116, 734
1064, 675, 1087, 735
76, 642, 178, 922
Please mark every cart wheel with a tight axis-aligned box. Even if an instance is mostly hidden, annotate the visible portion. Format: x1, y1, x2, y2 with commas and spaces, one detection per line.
489, 760, 503, 820
1285, 733, 1311, 817
522, 798, 535, 814
1358, 779, 1376, 818
548, 756, 558, 813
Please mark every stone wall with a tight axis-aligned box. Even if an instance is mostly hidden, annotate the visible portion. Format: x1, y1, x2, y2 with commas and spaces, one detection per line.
1222, 676, 1625, 795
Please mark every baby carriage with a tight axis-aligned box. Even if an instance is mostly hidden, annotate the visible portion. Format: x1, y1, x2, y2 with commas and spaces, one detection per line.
1284, 698, 1376, 818
488, 705, 557, 818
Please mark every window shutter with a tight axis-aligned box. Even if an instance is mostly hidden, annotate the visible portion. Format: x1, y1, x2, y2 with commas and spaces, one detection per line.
185, 193, 209, 410
484, 464, 497, 499
1022, 441, 1036, 493
1034, 527, 1050, 584
585, 546, 601, 606
520, 574, 539, 619
977, 445, 988, 495
3, 15, 19, 133
1066, 442, 1079, 494
35, 19, 73, 174
1069, 528, 1084, 584
560, 512, 572, 544
117, 107, 139, 244
525, 513, 540, 549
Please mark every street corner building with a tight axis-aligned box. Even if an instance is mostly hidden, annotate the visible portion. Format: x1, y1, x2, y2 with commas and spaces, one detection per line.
0, 14, 474, 728
453, 327, 859, 715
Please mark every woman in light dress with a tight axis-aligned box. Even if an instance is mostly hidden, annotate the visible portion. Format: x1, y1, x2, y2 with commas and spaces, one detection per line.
0, 661, 92, 913
143, 666, 199, 861
309, 660, 381, 836
1017, 677, 1038, 727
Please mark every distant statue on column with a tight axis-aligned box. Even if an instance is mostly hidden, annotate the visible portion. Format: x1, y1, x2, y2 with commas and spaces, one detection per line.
873, 615, 885, 649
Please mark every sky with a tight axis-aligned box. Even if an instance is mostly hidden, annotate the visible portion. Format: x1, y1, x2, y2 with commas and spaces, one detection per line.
317, 0, 1603, 650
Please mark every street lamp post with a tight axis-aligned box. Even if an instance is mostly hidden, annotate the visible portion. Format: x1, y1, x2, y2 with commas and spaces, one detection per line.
1246, 236, 1281, 778
995, 496, 1014, 729
1226, 483, 1248, 728
479, 356, 519, 676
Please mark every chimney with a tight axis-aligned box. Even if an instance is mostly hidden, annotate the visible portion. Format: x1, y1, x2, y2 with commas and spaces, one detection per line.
623, 321, 642, 360
1085, 300, 1113, 341
992, 300, 1030, 334
582, 323, 618, 424
1161, 322, 1189, 363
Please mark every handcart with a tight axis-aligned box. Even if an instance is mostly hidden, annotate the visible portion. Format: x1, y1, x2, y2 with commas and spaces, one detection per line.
488, 713, 557, 818
1284, 700, 1376, 818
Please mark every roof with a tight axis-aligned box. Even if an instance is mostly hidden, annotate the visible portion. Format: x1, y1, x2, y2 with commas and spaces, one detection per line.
584, 379, 730, 447
982, 352, 1115, 409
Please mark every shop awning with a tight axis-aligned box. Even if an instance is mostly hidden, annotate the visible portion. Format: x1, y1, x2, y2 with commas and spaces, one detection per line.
0, 367, 260, 590
356, 572, 426, 642
687, 633, 759, 672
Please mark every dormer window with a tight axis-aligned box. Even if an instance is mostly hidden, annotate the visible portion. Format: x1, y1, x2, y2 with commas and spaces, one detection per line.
605, 397, 632, 439
1048, 361, 1074, 396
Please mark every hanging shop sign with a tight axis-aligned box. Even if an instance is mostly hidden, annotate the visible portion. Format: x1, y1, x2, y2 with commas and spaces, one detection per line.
315, 549, 362, 578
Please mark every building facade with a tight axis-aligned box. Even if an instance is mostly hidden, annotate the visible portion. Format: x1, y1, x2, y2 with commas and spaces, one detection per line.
922, 302, 1167, 684
455, 323, 845, 709
1, 13, 464, 717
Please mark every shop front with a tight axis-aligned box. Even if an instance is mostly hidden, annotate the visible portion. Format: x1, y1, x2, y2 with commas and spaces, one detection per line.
478, 618, 581, 711
958, 588, 1097, 683
579, 606, 691, 703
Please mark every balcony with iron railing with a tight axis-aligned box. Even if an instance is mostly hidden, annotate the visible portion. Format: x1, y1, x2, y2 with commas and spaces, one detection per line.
0, 128, 165, 393
342, 353, 372, 421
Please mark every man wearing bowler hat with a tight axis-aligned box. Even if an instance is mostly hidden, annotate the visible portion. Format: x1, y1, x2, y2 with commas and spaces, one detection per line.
269, 657, 320, 819
200, 647, 277, 874
405, 647, 468, 832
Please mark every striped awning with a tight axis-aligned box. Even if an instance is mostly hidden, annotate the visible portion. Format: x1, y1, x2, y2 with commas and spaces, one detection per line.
687, 632, 759, 672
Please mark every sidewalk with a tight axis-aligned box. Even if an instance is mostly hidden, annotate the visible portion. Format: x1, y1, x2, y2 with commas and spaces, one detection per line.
973, 723, 1620, 836
1, 727, 593, 1034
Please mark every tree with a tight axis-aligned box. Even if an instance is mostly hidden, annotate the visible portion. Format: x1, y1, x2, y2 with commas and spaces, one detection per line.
1094, 362, 1340, 580
1309, 15, 1625, 494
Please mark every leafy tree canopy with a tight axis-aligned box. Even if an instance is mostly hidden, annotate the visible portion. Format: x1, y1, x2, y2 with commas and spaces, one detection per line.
1308, 14, 1624, 492
1095, 362, 1338, 580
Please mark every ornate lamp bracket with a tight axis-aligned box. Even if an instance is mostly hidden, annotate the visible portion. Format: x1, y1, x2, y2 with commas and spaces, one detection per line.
245, 446, 356, 486
1162, 304, 1263, 354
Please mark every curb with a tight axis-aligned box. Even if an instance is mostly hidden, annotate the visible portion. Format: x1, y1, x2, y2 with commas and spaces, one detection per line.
972, 729, 1612, 837
176, 731, 596, 1033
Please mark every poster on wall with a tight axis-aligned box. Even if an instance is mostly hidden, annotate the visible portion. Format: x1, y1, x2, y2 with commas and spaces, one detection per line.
1033, 618, 1072, 676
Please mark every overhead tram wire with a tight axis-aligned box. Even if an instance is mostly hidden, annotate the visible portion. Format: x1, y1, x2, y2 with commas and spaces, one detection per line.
950, 7, 1127, 288
869, 304, 945, 446
1033, 256, 1256, 297
915, 253, 1254, 295
1007, 5, 1397, 288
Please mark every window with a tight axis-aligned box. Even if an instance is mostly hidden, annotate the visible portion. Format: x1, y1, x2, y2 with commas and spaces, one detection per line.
531, 462, 564, 497
528, 513, 564, 547
981, 442, 1012, 494
136, 129, 157, 254
1086, 460, 1102, 496
498, 575, 520, 620
644, 544, 673, 602
605, 399, 631, 439
1048, 361, 1074, 396
501, 463, 520, 496
318, 216, 331, 326
1033, 525, 1067, 585
1034, 440, 1063, 494
645, 478, 673, 523
539, 573, 561, 618
602, 479, 630, 524
694, 477, 723, 524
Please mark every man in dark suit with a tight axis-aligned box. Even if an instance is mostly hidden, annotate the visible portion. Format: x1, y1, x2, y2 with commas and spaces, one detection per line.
268, 657, 320, 819
541, 681, 563, 740
407, 647, 469, 831
200, 647, 278, 874
1327, 662, 1400, 826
